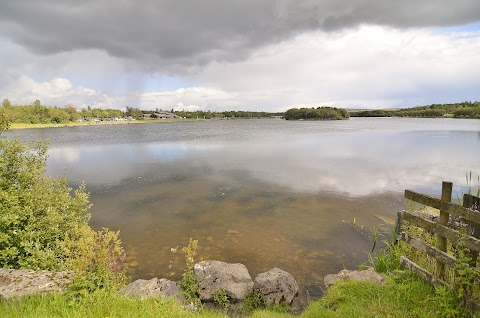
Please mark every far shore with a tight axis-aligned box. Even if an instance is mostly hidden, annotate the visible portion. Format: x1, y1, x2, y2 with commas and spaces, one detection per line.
9, 118, 199, 130
9, 117, 281, 130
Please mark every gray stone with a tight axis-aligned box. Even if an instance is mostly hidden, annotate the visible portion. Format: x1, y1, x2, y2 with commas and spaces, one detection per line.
0, 268, 74, 301
120, 278, 181, 299
253, 268, 299, 305
194, 260, 253, 301
324, 267, 384, 288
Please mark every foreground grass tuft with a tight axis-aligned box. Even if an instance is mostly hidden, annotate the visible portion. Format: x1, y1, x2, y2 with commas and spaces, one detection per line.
0, 290, 224, 318
302, 272, 471, 318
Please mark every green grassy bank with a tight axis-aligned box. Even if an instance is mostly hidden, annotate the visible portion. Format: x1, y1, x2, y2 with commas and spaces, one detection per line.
0, 272, 453, 318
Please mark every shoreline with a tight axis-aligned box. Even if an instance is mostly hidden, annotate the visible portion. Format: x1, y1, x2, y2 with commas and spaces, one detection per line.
9, 117, 278, 130
9, 118, 197, 130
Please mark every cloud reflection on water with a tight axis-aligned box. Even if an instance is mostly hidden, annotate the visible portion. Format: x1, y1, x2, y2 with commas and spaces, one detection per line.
46, 127, 480, 197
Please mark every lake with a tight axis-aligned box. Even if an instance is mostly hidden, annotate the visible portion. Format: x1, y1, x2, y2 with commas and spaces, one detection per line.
6, 117, 480, 303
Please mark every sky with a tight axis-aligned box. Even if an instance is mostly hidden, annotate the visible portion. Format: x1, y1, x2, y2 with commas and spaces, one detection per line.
1, 1, 480, 112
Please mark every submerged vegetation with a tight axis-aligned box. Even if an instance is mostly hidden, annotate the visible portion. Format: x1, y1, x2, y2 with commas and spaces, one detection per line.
350, 101, 480, 118
284, 107, 350, 120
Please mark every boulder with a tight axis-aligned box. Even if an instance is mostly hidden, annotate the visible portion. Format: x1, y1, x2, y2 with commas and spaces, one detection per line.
253, 268, 299, 305
120, 278, 181, 299
324, 267, 384, 288
194, 260, 253, 301
0, 268, 74, 301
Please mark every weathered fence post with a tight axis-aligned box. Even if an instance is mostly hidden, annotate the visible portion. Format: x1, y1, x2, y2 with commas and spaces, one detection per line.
436, 181, 452, 279
464, 193, 480, 266
395, 210, 404, 239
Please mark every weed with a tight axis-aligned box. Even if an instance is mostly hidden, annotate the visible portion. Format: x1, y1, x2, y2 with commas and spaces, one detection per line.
433, 286, 463, 318
456, 171, 480, 205
368, 232, 402, 273
243, 289, 266, 313
177, 238, 202, 307
212, 288, 229, 311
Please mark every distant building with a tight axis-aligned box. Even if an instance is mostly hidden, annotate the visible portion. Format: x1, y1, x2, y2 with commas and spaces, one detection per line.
143, 111, 181, 119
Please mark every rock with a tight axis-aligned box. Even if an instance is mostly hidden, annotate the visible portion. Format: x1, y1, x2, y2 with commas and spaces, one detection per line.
324, 267, 384, 288
194, 260, 253, 301
182, 302, 197, 311
227, 230, 240, 235
253, 268, 299, 305
0, 268, 74, 301
120, 278, 181, 299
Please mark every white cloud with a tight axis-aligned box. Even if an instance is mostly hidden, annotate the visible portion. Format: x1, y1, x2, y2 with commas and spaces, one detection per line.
1, 76, 114, 108
199, 25, 480, 109
174, 103, 201, 112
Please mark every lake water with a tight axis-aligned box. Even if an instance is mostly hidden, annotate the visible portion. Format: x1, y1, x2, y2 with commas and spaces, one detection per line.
6, 117, 480, 304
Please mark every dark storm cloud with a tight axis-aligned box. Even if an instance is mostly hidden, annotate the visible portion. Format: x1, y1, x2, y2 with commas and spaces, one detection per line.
1, 0, 479, 68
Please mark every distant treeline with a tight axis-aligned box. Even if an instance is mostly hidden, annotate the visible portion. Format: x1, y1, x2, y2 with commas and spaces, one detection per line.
350, 101, 480, 118
0, 99, 143, 124
0, 99, 283, 124
168, 110, 283, 119
284, 107, 350, 120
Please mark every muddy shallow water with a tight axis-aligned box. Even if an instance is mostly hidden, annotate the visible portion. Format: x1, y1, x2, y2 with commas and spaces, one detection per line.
7, 117, 480, 305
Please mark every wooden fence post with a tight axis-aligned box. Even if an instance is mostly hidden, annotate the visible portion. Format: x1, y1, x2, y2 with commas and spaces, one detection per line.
436, 181, 452, 279
395, 210, 404, 238
463, 194, 480, 266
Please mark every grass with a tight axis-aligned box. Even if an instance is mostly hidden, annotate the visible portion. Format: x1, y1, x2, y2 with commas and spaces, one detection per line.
0, 290, 224, 318
0, 272, 459, 318
302, 273, 446, 318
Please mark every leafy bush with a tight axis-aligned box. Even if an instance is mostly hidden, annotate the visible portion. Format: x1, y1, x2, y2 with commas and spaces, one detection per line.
0, 120, 126, 290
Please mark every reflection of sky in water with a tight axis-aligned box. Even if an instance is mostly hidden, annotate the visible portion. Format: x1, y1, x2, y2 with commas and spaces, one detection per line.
32, 118, 480, 198
47, 143, 216, 185
5, 118, 478, 197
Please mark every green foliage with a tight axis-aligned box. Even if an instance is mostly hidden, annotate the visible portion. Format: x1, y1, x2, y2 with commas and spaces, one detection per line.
244, 289, 266, 312
1, 98, 285, 125
0, 134, 126, 292
212, 288, 230, 311
434, 286, 463, 318
0, 138, 88, 270
350, 100, 480, 118
178, 238, 201, 306
173, 109, 283, 119
284, 107, 349, 120
1, 98, 128, 124
450, 243, 479, 314
0, 99, 11, 132
368, 233, 403, 273
68, 228, 128, 295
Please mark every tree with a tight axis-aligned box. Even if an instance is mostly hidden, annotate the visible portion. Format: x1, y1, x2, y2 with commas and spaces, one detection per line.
64, 104, 80, 121
0, 100, 11, 132
130, 108, 143, 119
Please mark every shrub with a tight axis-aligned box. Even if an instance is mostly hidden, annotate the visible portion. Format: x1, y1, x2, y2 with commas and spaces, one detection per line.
0, 124, 126, 291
